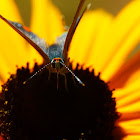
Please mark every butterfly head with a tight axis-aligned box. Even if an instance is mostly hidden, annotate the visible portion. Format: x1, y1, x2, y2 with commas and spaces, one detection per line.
51, 58, 64, 72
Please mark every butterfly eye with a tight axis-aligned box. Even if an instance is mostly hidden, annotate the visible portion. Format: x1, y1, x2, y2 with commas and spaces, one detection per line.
51, 60, 56, 69
51, 58, 64, 69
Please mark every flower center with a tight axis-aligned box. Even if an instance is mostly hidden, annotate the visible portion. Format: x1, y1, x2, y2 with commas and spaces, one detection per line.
0, 62, 119, 140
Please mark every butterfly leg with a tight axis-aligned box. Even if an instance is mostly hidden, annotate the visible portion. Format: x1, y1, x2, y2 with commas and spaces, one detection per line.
61, 73, 69, 92
48, 70, 51, 80
57, 73, 59, 90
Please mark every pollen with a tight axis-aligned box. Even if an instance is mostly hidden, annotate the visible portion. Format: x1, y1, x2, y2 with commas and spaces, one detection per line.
0, 62, 120, 140
23, 81, 26, 84
4, 101, 8, 105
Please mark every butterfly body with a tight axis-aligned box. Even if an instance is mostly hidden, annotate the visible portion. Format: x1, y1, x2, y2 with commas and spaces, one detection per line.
47, 44, 63, 61
46, 32, 67, 61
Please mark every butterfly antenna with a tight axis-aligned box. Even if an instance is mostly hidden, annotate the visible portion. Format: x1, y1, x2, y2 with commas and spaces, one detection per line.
74, 3, 91, 30
23, 62, 52, 84
63, 0, 91, 61
59, 61, 85, 86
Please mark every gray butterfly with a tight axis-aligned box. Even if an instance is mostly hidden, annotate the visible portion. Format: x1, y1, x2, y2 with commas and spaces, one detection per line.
0, 0, 90, 88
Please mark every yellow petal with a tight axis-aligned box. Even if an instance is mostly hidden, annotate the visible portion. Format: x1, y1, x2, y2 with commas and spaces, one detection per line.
113, 76, 140, 98
123, 135, 140, 140
30, 0, 64, 45
119, 113, 140, 122
101, 0, 140, 81
113, 78, 140, 112
118, 100, 140, 113
125, 69, 140, 86
68, 10, 113, 70
109, 51, 140, 89
0, 0, 31, 86
116, 90, 140, 108
0, 0, 21, 20
113, 76, 140, 123
119, 119, 140, 136
0, 55, 10, 82
0, 80, 4, 91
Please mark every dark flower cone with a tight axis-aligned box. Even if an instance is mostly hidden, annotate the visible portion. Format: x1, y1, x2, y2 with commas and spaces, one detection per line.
0, 62, 121, 140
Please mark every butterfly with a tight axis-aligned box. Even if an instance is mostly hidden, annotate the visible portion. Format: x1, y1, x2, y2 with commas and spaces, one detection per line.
0, 0, 90, 89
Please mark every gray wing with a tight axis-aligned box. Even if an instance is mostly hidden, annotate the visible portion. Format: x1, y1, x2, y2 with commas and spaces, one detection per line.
9, 20, 48, 53
0, 15, 50, 62
55, 32, 67, 52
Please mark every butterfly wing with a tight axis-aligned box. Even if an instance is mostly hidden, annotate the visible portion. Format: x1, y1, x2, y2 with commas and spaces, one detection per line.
63, 0, 85, 62
0, 15, 50, 63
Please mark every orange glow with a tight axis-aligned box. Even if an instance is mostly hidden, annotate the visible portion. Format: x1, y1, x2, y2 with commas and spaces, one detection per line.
0, 136, 4, 140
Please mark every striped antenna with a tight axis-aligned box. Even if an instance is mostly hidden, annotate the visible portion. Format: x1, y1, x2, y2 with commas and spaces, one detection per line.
59, 61, 85, 86
23, 62, 52, 84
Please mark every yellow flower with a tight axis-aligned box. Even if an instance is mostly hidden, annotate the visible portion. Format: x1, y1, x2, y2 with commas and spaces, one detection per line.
0, 0, 140, 140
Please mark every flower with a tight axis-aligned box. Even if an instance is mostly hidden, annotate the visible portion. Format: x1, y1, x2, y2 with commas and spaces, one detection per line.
0, 0, 140, 140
